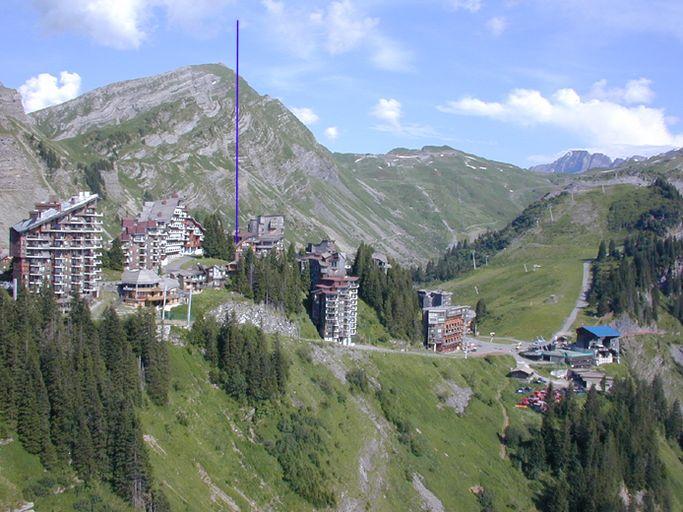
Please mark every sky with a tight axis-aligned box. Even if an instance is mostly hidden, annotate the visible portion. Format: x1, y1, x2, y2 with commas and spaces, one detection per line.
1, 0, 683, 167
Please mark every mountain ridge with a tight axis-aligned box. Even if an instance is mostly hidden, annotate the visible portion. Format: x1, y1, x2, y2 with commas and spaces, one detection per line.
1, 63, 557, 260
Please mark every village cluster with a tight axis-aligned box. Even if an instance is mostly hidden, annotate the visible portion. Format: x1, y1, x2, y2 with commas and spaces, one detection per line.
3, 191, 622, 377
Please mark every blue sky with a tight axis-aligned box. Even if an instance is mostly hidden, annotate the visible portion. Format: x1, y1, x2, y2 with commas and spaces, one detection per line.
1, 0, 682, 166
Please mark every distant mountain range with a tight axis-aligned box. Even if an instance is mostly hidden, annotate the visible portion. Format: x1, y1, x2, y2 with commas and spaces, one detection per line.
529, 150, 646, 174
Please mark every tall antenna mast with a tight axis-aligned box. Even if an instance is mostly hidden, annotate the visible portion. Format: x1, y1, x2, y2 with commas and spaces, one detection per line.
234, 19, 240, 243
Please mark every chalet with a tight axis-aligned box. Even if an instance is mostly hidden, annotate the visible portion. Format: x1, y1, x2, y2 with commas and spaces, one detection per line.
175, 267, 207, 292
508, 367, 535, 380
172, 264, 229, 292
371, 252, 392, 273
119, 269, 180, 308
569, 369, 614, 391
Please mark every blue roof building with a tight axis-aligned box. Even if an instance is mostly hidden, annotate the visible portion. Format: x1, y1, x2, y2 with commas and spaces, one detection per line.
575, 325, 621, 363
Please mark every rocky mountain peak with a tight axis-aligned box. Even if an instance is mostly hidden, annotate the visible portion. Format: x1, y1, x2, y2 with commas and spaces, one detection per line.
0, 83, 32, 128
530, 150, 613, 174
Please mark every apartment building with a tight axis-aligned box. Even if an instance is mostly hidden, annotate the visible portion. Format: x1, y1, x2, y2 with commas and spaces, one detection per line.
10, 192, 102, 305
311, 275, 359, 345
120, 194, 204, 270
304, 240, 359, 345
422, 305, 472, 352
419, 289, 475, 352
236, 214, 285, 257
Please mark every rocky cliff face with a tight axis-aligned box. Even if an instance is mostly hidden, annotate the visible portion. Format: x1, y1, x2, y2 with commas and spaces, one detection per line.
0, 64, 555, 259
0, 85, 72, 247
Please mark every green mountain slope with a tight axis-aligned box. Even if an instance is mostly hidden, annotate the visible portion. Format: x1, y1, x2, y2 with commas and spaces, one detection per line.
0, 65, 556, 261
438, 185, 652, 340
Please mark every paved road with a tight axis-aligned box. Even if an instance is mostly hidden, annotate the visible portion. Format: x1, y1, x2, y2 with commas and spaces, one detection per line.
554, 260, 591, 339
163, 255, 193, 274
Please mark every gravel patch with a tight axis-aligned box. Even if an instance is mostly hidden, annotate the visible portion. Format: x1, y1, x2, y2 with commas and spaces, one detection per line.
412, 473, 445, 512
210, 300, 297, 337
435, 380, 473, 415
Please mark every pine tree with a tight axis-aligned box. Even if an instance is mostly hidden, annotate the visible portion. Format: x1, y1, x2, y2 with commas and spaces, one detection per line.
106, 237, 125, 271
202, 213, 234, 260
17, 341, 55, 465
100, 307, 140, 405
109, 401, 151, 508
597, 240, 607, 261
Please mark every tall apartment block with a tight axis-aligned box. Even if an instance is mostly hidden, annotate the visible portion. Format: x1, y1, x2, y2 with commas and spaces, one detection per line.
10, 192, 102, 305
304, 240, 358, 345
419, 289, 475, 352
120, 194, 204, 270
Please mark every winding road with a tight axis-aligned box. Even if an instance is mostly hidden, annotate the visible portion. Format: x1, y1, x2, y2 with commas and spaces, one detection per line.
554, 260, 592, 340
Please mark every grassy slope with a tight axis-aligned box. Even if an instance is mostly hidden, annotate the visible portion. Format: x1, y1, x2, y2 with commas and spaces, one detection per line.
137, 340, 534, 512
440, 186, 638, 340
3, 326, 681, 511
0, 434, 132, 511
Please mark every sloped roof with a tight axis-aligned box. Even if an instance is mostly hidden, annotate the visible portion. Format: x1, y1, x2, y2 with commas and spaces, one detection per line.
578, 325, 621, 338
121, 269, 161, 286
12, 192, 98, 233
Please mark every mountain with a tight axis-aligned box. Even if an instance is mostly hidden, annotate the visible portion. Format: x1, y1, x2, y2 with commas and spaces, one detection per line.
0, 64, 557, 261
530, 150, 613, 174
0, 84, 73, 246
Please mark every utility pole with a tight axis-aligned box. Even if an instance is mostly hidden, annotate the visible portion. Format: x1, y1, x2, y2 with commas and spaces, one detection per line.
471, 250, 477, 270
161, 284, 167, 340
187, 288, 193, 327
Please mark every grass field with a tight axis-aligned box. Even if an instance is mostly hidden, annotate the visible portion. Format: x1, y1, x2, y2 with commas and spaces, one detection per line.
166, 288, 244, 321
180, 257, 231, 270
440, 186, 637, 340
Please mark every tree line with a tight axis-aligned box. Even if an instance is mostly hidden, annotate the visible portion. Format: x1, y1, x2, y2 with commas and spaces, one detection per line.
231, 244, 308, 317
413, 193, 566, 282
0, 289, 170, 510
189, 312, 288, 403
352, 242, 421, 341
510, 376, 681, 512
589, 233, 683, 324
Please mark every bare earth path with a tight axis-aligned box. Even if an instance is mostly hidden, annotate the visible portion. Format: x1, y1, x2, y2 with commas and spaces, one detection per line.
554, 260, 592, 339
496, 389, 510, 460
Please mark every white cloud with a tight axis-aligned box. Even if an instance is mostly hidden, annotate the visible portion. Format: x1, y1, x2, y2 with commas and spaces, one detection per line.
19, 71, 82, 113
325, 126, 339, 140
291, 107, 320, 125
322, 0, 378, 54
486, 16, 507, 36
438, 81, 683, 153
31, 0, 233, 49
371, 98, 435, 137
450, 0, 482, 12
261, 0, 412, 72
588, 78, 655, 104
372, 98, 403, 130
32, 0, 149, 49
